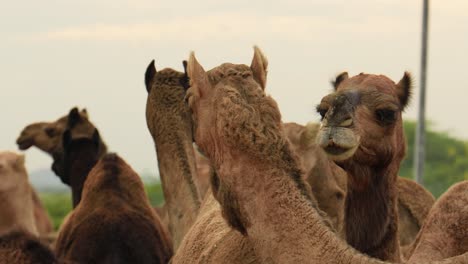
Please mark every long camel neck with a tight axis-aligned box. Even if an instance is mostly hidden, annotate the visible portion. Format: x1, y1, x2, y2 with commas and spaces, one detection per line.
344, 162, 401, 262
67, 146, 99, 208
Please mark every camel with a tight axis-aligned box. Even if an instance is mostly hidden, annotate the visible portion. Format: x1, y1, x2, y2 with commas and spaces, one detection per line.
315, 71, 415, 261
0, 231, 59, 264
31, 189, 54, 235
60, 107, 103, 207
0, 151, 38, 237
289, 121, 436, 245
55, 153, 173, 263
145, 60, 202, 249
179, 47, 468, 263
16, 107, 107, 178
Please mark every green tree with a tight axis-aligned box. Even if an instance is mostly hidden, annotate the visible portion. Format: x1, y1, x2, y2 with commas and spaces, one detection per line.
400, 121, 468, 197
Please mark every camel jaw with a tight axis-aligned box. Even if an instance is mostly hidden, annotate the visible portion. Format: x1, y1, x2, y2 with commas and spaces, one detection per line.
16, 138, 33, 150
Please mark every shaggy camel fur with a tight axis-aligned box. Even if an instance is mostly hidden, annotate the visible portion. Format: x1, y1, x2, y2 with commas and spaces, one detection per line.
61, 108, 102, 207
181, 48, 468, 263
145, 60, 201, 249
0, 231, 58, 264
16, 107, 107, 177
55, 153, 173, 263
315, 72, 414, 261
0, 151, 38, 237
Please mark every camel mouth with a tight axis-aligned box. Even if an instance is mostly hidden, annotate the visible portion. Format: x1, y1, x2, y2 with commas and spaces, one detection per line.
323, 144, 358, 162
16, 138, 33, 150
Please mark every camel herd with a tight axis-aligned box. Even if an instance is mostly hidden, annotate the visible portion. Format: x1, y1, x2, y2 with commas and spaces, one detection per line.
0, 46, 466, 263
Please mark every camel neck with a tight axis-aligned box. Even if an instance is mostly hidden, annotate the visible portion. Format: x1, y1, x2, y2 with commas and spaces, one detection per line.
66, 147, 98, 208
215, 150, 383, 263
344, 163, 401, 262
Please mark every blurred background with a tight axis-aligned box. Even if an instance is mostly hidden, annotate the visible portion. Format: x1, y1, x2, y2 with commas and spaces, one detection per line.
1, 0, 467, 228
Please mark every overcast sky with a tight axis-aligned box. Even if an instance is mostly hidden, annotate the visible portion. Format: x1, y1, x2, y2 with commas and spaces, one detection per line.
1, 0, 467, 177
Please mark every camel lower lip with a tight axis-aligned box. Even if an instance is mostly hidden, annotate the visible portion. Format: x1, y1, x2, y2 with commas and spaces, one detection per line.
17, 140, 32, 150
324, 145, 350, 156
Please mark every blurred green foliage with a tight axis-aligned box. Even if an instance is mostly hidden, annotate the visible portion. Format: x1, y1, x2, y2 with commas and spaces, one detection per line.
400, 121, 468, 197
40, 182, 164, 231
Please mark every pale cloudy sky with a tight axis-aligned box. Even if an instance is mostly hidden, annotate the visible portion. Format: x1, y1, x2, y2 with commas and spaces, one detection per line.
1, 0, 467, 176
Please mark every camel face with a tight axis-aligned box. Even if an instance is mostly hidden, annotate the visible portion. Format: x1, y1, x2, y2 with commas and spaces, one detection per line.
0, 151, 27, 192
316, 72, 412, 166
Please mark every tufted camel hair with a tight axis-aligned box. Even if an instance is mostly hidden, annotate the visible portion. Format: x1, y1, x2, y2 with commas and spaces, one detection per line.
55, 153, 173, 263
180, 47, 468, 263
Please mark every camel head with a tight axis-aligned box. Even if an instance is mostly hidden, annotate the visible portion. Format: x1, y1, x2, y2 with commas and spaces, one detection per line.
0, 151, 27, 192
16, 109, 88, 153
53, 107, 103, 181
185, 46, 283, 161
316, 72, 412, 168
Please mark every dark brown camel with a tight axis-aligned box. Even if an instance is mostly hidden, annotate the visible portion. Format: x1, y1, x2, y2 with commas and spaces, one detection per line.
0, 231, 58, 264
55, 153, 173, 263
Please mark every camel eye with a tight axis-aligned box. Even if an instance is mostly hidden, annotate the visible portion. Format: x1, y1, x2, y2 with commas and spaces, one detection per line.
316, 106, 329, 120
375, 109, 396, 125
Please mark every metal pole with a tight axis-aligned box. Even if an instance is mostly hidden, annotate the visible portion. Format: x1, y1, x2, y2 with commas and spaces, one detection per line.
414, 0, 429, 184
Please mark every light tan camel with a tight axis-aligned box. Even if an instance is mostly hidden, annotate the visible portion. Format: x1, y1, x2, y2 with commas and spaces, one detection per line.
31, 189, 54, 236
178, 47, 468, 263
0, 151, 38, 237
16, 107, 107, 177
55, 153, 173, 263
145, 60, 201, 250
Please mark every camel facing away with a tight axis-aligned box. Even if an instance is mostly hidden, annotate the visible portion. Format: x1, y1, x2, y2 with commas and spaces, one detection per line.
16, 107, 107, 178
0, 151, 38, 237
0, 231, 58, 264
179, 47, 468, 263
145, 60, 201, 249
55, 153, 173, 264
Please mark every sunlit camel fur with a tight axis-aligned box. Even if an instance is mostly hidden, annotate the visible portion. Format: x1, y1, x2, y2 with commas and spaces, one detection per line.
16, 107, 107, 177
145, 60, 201, 249
182, 47, 468, 263
0, 151, 38, 237
0, 231, 58, 264
55, 153, 173, 264
315, 72, 414, 261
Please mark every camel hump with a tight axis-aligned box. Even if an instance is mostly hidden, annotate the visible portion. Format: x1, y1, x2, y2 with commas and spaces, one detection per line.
397, 177, 435, 226
145, 60, 157, 93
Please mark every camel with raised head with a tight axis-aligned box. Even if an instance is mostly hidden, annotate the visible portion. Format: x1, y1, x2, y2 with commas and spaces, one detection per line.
16, 107, 107, 177
55, 153, 173, 263
179, 47, 468, 263
145, 60, 202, 249
0, 151, 38, 237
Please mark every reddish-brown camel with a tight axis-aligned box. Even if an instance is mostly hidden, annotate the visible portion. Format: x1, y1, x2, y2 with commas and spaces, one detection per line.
145, 60, 201, 249
55, 153, 173, 263
0, 231, 59, 264
179, 47, 468, 263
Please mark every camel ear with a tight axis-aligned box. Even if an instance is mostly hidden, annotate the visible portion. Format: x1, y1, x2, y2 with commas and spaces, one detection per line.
80, 108, 88, 118
187, 52, 211, 97
396, 71, 412, 110
250, 46, 268, 90
331, 72, 349, 90
145, 60, 157, 93
68, 107, 82, 128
